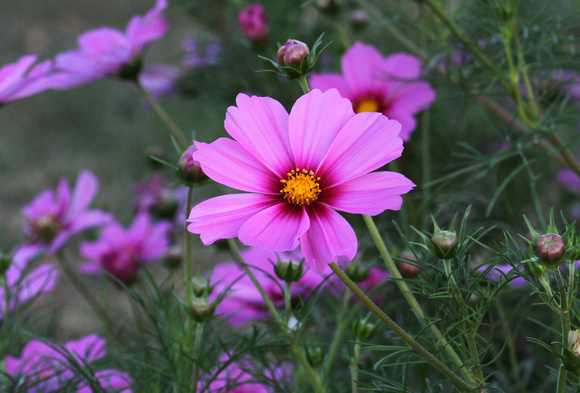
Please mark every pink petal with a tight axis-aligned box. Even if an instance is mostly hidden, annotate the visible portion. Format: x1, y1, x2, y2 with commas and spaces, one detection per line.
187, 194, 277, 244
78, 27, 127, 55
324, 172, 415, 215
67, 171, 99, 218
64, 334, 106, 362
385, 111, 416, 141
239, 203, 310, 250
224, 93, 293, 178
289, 89, 355, 171
341, 42, 388, 95
388, 81, 436, 115
299, 204, 357, 272
0, 55, 37, 90
308, 73, 354, 99
193, 139, 279, 193
317, 111, 403, 186
380, 53, 422, 82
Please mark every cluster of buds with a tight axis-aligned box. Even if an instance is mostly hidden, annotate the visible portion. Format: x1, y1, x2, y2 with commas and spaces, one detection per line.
521, 209, 580, 270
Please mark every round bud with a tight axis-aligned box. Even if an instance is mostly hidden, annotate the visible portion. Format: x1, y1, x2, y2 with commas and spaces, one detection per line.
536, 233, 566, 266
277, 40, 310, 68
345, 263, 370, 283
274, 259, 303, 283
192, 276, 212, 298
352, 316, 378, 341
178, 145, 207, 185
190, 297, 215, 322
398, 251, 421, 278
305, 346, 325, 367
431, 230, 459, 259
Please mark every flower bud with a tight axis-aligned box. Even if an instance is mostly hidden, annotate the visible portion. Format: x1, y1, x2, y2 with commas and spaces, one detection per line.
305, 346, 325, 367
352, 315, 378, 341
178, 145, 207, 186
274, 258, 304, 283
192, 275, 213, 298
349, 10, 369, 30
189, 297, 215, 322
345, 262, 370, 282
431, 230, 459, 259
526, 261, 547, 278
398, 251, 421, 278
561, 329, 580, 374
569, 330, 580, 357
536, 233, 566, 266
238, 3, 269, 43
277, 40, 310, 68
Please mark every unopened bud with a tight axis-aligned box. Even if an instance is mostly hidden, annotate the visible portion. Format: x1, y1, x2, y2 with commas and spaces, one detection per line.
274, 258, 303, 283
349, 10, 369, 30
526, 261, 547, 278
192, 275, 212, 298
277, 40, 310, 68
345, 263, 370, 282
431, 230, 459, 259
352, 315, 378, 341
536, 233, 566, 266
190, 297, 215, 322
398, 251, 421, 278
178, 145, 207, 185
305, 346, 325, 367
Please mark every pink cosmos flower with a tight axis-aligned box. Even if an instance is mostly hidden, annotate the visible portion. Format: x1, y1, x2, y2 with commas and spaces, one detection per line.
309, 42, 436, 141
1, 244, 57, 319
0, 55, 55, 104
52, 0, 168, 88
6, 334, 132, 392
210, 248, 327, 325
22, 171, 112, 254
79, 212, 171, 282
138, 63, 180, 99
238, 3, 269, 43
187, 88, 415, 272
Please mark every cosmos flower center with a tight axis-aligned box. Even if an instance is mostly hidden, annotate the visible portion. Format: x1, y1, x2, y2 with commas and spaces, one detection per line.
31, 214, 61, 242
280, 168, 321, 206
354, 97, 380, 113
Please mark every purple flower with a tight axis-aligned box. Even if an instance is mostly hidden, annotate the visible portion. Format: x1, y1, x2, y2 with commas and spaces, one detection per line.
182, 38, 221, 69
558, 168, 580, 193
209, 248, 328, 325
1, 244, 57, 319
52, 0, 168, 88
309, 42, 436, 141
138, 63, 180, 99
79, 213, 171, 282
0, 55, 55, 104
238, 3, 269, 43
480, 264, 527, 287
6, 334, 132, 392
22, 171, 112, 253
187, 89, 415, 272
134, 172, 179, 221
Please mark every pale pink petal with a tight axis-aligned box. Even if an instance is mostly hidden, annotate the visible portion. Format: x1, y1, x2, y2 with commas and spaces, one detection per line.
187, 194, 277, 244
14, 263, 58, 305
385, 111, 416, 141
388, 81, 436, 115
0, 55, 37, 90
324, 172, 415, 215
78, 28, 127, 55
64, 333, 106, 362
67, 171, 99, 218
239, 203, 310, 250
317, 111, 403, 186
289, 89, 355, 171
224, 94, 293, 178
299, 204, 357, 272
193, 139, 279, 193
341, 42, 388, 95
308, 73, 354, 99
380, 53, 422, 82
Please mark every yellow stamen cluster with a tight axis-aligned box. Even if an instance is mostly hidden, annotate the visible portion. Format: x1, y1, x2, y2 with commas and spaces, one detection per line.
280, 168, 321, 206
354, 98, 380, 113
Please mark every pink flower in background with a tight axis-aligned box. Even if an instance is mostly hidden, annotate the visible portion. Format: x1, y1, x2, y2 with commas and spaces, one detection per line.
238, 3, 269, 43
309, 42, 436, 141
558, 168, 580, 193
0, 55, 56, 104
138, 63, 180, 99
134, 172, 179, 221
79, 213, 171, 282
22, 171, 112, 253
6, 334, 132, 392
187, 89, 415, 272
210, 248, 328, 325
182, 38, 222, 69
52, 0, 168, 88
480, 264, 527, 287
1, 244, 57, 319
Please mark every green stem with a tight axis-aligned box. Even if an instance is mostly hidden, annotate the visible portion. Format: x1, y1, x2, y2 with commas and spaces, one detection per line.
185, 187, 195, 302
57, 252, 114, 330
1, 275, 10, 328
291, 340, 326, 393
284, 281, 292, 319
297, 75, 311, 94
329, 262, 474, 392
555, 269, 570, 393
137, 83, 190, 150
192, 322, 205, 393
351, 341, 361, 393
362, 215, 476, 385
322, 292, 351, 378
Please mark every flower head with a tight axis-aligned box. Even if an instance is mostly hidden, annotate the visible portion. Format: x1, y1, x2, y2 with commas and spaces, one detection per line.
0, 55, 56, 105
22, 171, 112, 253
6, 334, 132, 392
0, 244, 58, 319
309, 42, 436, 141
52, 0, 168, 88
187, 89, 414, 272
79, 213, 171, 282
238, 3, 269, 43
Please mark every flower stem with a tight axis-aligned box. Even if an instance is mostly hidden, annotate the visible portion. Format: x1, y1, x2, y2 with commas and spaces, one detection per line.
328, 262, 474, 392
191, 322, 205, 393
284, 281, 292, 319
555, 269, 570, 393
350, 341, 361, 393
297, 75, 311, 94
322, 292, 351, 378
362, 215, 476, 385
185, 186, 195, 302
1, 275, 10, 327
136, 83, 190, 150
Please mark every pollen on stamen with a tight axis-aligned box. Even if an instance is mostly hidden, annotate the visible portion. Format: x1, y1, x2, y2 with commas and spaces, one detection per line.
280, 168, 321, 206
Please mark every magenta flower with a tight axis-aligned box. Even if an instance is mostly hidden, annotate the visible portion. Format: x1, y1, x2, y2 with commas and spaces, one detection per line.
52, 0, 168, 88
210, 248, 327, 325
0, 55, 56, 104
6, 334, 132, 392
238, 3, 269, 43
1, 244, 57, 319
22, 171, 112, 253
79, 212, 171, 282
309, 42, 436, 141
187, 89, 415, 272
